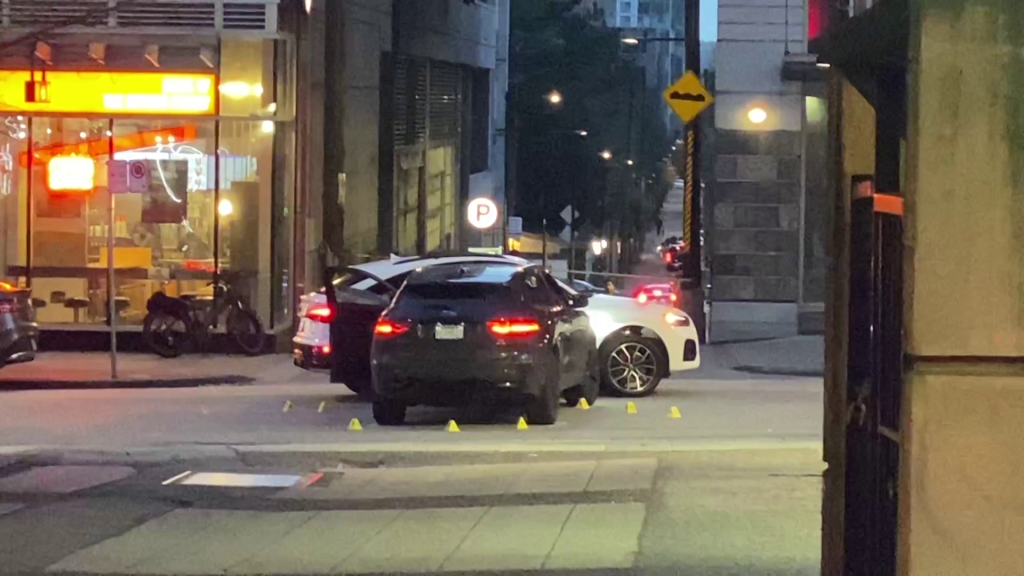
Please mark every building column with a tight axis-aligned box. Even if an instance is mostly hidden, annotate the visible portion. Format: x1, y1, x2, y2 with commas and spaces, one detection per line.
899, 2, 1024, 573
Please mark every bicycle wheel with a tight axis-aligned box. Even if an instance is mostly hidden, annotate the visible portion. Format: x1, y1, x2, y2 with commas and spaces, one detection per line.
142, 312, 189, 358
227, 307, 264, 356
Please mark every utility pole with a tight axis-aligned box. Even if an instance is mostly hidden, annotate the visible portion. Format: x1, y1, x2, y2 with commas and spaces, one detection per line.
682, 0, 706, 341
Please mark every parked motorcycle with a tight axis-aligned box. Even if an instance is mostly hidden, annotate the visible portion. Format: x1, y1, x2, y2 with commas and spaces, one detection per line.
0, 283, 41, 369
141, 274, 264, 358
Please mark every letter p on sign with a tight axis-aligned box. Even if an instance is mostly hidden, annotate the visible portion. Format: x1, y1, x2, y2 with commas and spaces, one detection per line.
467, 198, 498, 229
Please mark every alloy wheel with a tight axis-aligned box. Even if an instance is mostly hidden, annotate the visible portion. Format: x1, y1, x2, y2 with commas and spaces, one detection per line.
607, 342, 658, 393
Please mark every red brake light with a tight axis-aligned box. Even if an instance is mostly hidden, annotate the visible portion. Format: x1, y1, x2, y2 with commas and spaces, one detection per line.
374, 319, 409, 337
670, 293, 678, 302
637, 293, 648, 304
488, 318, 542, 337
305, 303, 335, 323
663, 252, 672, 263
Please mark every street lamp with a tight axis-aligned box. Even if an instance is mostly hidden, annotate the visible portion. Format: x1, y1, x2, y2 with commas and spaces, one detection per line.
621, 37, 641, 46
576, 130, 588, 137
747, 107, 768, 124
599, 150, 613, 161
626, 159, 634, 166
546, 90, 563, 105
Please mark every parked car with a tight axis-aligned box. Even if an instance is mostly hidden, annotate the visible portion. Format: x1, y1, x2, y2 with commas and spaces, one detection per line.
555, 278, 699, 396
295, 253, 701, 398
293, 254, 530, 373
369, 262, 597, 425
0, 283, 40, 369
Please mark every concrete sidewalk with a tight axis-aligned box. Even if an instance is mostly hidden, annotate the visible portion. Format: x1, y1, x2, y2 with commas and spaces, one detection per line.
0, 452, 821, 575
0, 352, 311, 389
702, 336, 824, 377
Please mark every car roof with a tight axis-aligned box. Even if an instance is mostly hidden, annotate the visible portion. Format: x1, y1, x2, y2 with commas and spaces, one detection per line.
407, 262, 523, 285
335, 255, 529, 290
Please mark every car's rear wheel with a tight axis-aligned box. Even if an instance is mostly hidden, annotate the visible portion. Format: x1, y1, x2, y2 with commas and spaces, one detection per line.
526, 353, 561, 425
600, 333, 665, 397
372, 399, 406, 425
564, 351, 599, 408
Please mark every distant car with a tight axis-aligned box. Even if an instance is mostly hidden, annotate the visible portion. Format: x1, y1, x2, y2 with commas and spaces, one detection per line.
0, 283, 40, 369
370, 262, 598, 425
570, 279, 607, 294
633, 283, 678, 306
298, 254, 701, 398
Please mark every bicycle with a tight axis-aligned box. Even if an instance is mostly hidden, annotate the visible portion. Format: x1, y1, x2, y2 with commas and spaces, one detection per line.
142, 273, 264, 358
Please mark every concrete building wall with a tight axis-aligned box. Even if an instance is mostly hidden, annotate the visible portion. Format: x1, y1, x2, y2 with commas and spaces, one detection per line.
335, 0, 391, 256
712, 0, 828, 334
901, 2, 1024, 573
320, 0, 507, 255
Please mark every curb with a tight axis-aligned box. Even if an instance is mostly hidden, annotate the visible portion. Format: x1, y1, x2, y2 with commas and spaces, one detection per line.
732, 366, 823, 377
0, 376, 255, 391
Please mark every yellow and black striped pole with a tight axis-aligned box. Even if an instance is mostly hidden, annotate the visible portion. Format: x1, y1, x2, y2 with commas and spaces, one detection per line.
682, 129, 695, 254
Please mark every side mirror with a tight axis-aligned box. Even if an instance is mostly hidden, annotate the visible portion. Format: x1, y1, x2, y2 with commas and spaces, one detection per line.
570, 294, 589, 309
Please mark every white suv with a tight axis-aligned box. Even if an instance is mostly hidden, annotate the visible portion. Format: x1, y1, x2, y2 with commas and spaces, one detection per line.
293, 254, 700, 397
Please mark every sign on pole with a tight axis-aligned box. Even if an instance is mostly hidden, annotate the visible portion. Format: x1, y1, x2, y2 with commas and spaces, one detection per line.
128, 160, 149, 193
508, 216, 523, 238
559, 205, 577, 225
467, 197, 498, 229
663, 71, 714, 124
108, 160, 129, 194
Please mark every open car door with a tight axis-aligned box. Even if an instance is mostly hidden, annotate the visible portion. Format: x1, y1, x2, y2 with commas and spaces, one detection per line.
323, 266, 399, 394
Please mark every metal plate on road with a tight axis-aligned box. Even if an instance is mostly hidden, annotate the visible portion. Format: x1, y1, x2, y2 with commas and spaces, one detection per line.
435, 324, 464, 340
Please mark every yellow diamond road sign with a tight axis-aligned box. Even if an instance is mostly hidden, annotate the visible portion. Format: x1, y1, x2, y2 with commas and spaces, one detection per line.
663, 71, 714, 124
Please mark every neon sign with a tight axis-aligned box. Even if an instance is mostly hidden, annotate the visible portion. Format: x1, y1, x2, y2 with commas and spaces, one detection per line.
47, 155, 95, 193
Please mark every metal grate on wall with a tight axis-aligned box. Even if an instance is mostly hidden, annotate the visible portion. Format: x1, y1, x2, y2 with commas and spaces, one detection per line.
428, 61, 462, 142
2, 0, 278, 33
394, 56, 428, 147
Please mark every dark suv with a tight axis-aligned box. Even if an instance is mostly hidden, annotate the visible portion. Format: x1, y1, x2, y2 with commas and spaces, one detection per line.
369, 263, 598, 425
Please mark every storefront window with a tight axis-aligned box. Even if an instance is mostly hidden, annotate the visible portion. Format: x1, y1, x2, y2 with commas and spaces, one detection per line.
219, 39, 277, 118
0, 115, 28, 284
0, 36, 296, 333
111, 119, 218, 325
218, 119, 276, 325
29, 118, 113, 324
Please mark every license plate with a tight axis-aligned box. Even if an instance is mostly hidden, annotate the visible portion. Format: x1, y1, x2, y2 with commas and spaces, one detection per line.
434, 324, 464, 340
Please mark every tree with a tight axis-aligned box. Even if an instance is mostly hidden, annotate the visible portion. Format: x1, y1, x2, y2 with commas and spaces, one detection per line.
509, 0, 670, 251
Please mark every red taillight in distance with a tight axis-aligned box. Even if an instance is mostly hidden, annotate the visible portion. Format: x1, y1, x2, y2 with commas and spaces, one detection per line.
304, 303, 334, 323
487, 318, 542, 337
374, 319, 409, 338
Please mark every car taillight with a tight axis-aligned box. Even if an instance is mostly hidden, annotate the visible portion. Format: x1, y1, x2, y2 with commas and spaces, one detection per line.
487, 318, 541, 337
637, 293, 649, 304
669, 293, 678, 303
663, 252, 672, 263
304, 303, 334, 323
374, 319, 409, 338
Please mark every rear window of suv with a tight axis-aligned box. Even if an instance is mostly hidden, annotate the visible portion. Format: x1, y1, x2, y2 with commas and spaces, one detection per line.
401, 283, 509, 301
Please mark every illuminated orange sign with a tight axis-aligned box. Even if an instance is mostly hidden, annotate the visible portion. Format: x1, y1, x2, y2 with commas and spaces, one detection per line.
47, 156, 96, 193
0, 71, 216, 116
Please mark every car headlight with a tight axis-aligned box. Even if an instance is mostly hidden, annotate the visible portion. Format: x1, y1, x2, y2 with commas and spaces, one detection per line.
664, 310, 692, 327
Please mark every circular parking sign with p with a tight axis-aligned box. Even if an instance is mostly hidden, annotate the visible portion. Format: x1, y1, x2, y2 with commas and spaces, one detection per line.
467, 198, 498, 229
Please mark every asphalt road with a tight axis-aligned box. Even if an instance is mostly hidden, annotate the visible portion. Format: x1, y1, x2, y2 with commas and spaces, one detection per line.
0, 357, 821, 452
